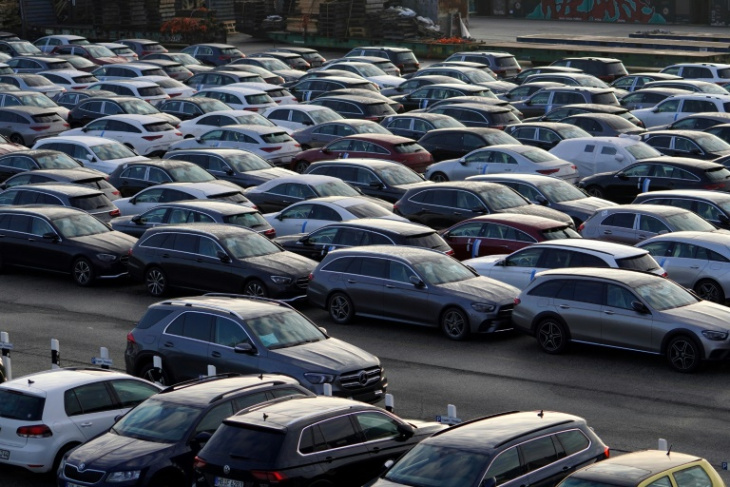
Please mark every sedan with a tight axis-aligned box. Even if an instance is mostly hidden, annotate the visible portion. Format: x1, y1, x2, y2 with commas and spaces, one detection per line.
178, 109, 278, 139
425, 144, 579, 183
641, 129, 730, 160
504, 122, 590, 150
291, 119, 391, 150
0, 73, 66, 99
380, 112, 464, 140
33, 135, 149, 175
0, 149, 82, 182
417, 127, 520, 161
108, 158, 221, 197
560, 113, 646, 137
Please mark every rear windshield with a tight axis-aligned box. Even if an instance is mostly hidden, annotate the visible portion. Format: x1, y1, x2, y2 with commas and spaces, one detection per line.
0, 389, 45, 420
593, 93, 618, 105
616, 253, 660, 272
46, 61, 73, 70
345, 202, 391, 218
210, 424, 284, 464
310, 109, 342, 124
495, 56, 519, 67
138, 86, 165, 96
493, 111, 521, 124
210, 191, 250, 204
393, 142, 425, 154
432, 117, 463, 129
625, 143, 662, 159
705, 166, 730, 181
265, 89, 288, 98
224, 212, 268, 228
541, 227, 581, 239
261, 132, 293, 143
91, 143, 137, 160
167, 65, 189, 74
86, 46, 115, 58
378, 165, 422, 185
70, 194, 112, 211
405, 232, 450, 251
395, 52, 418, 63
144, 122, 175, 132
168, 164, 215, 182
78, 177, 114, 191
156, 78, 183, 89
604, 116, 638, 130
366, 103, 394, 116
245, 93, 274, 105
605, 62, 628, 75
665, 212, 716, 232
222, 48, 243, 56
19, 94, 55, 108
32, 113, 63, 123
145, 43, 165, 52
352, 81, 378, 92
72, 75, 97, 84
521, 149, 558, 163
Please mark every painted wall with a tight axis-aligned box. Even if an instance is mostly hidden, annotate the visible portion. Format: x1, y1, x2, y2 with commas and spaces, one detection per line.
503, 0, 671, 23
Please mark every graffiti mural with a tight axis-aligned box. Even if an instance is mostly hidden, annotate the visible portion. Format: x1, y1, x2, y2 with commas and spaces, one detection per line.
522, 0, 668, 23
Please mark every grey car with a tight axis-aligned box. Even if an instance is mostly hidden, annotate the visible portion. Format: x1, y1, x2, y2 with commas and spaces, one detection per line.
632, 189, 730, 229
124, 294, 388, 402
307, 246, 519, 340
0, 105, 69, 146
579, 204, 719, 245
512, 267, 730, 372
0, 167, 120, 201
0, 182, 119, 222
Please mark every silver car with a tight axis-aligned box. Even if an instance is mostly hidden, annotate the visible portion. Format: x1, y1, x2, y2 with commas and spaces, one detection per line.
512, 267, 730, 372
637, 230, 730, 304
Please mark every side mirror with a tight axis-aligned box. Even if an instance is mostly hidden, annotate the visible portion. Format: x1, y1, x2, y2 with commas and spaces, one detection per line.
131, 215, 142, 224
318, 326, 328, 336
396, 422, 415, 440
458, 158, 466, 165
369, 181, 384, 189
535, 195, 548, 205
441, 231, 451, 240
275, 213, 285, 221
322, 148, 331, 154
298, 236, 310, 244
409, 275, 425, 288
615, 153, 625, 162
191, 431, 212, 448
480, 478, 497, 487
43, 232, 59, 242
195, 137, 202, 143
217, 251, 231, 263
471, 206, 486, 214
496, 259, 506, 266
234, 342, 257, 354
617, 172, 628, 180
225, 168, 234, 176
631, 301, 650, 314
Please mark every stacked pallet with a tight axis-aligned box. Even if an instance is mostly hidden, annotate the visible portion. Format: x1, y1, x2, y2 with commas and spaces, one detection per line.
93, 0, 175, 29
297, 0, 329, 16
318, 0, 350, 37
286, 17, 319, 34
380, 8, 419, 40
235, 0, 274, 33
0, 0, 19, 30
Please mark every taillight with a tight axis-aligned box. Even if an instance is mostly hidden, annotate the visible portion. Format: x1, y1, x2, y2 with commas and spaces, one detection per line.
251, 470, 287, 483
30, 125, 50, 131
537, 168, 559, 175
63, 123, 70, 128
112, 190, 120, 196
109, 209, 121, 217
245, 107, 259, 112
604, 447, 610, 459
514, 297, 521, 306
308, 272, 314, 281
193, 456, 206, 470
704, 183, 725, 190
445, 249, 454, 255
17, 425, 52, 438
661, 272, 668, 278
263, 227, 276, 238
491, 125, 505, 130
126, 331, 136, 343
260, 146, 282, 153
169, 93, 181, 97
142, 135, 163, 141
175, 132, 182, 136
578, 223, 585, 232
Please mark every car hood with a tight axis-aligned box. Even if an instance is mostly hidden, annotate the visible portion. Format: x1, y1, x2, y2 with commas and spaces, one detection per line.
66, 432, 175, 470
244, 251, 316, 275
71, 230, 137, 253
246, 167, 297, 181
496, 204, 572, 225
437, 276, 518, 302
271, 336, 380, 372
559, 196, 617, 212
663, 301, 730, 331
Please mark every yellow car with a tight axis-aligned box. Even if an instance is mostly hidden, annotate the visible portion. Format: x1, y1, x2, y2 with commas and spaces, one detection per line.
558, 450, 725, 487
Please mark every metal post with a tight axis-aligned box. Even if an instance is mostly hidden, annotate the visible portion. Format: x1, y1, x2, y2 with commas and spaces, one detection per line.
447, 404, 457, 419
207, 364, 216, 377
323, 383, 332, 396
152, 355, 163, 385
658, 438, 668, 451
51, 339, 60, 369
1, 331, 12, 381
385, 393, 394, 413
100, 347, 110, 370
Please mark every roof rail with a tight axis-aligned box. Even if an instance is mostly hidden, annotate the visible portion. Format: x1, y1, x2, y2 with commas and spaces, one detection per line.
431, 410, 520, 436
203, 293, 296, 311
159, 373, 241, 394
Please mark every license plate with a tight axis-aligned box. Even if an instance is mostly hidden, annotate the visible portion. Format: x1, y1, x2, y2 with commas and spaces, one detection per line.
0, 449, 8, 460
214, 477, 245, 487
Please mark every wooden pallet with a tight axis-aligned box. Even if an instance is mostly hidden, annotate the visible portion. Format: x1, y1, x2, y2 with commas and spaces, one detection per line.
223, 20, 236, 34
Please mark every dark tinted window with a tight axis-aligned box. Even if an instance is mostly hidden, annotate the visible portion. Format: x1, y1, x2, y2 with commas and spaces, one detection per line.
165, 312, 213, 341
136, 308, 175, 330
556, 430, 590, 455
528, 279, 569, 297
69, 194, 111, 211
318, 415, 362, 450
64, 382, 115, 416
616, 253, 660, 271
572, 281, 604, 305
358, 257, 387, 278
521, 436, 559, 471
602, 212, 635, 228
0, 390, 45, 420
210, 425, 285, 464
486, 446, 525, 485
141, 232, 175, 249
322, 256, 352, 273
109, 380, 160, 409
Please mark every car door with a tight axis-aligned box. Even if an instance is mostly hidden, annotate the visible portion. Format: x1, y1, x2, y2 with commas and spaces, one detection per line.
193, 234, 238, 292
342, 257, 386, 316
64, 381, 126, 441
381, 260, 437, 323
455, 150, 491, 179
353, 411, 414, 477
593, 211, 638, 243
636, 214, 671, 243
207, 315, 260, 374
0, 214, 37, 267
605, 163, 654, 203
550, 279, 605, 343
303, 415, 372, 485
487, 247, 546, 289
601, 283, 655, 351
273, 203, 315, 235
652, 241, 709, 287
23, 215, 70, 273
161, 311, 215, 381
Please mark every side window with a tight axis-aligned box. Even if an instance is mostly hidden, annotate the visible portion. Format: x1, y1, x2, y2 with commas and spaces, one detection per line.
694, 202, 722, 222
606, 284, 638, 310
647, 478, 673, 487
172, 233, 199, 253
555, 430, 590, 456
642, 240, 673, 258
353, 412, 400, 442
602, 213, 636, 228
299, 424, 329, 454
322, 256, 352, 273
109, 379, 160, 408
656, 99, 680, 112
520, 436, 559, 471
673, 466, 713, 487
455, 191, 483, 210
317, 415, 362, 450
486, 446, 525, 485
212, 316, 251, 347
165, 312, 214, 342
639, 216, 669, 234
198, 236, 221, 257
572, 281, 604, 305
309, 204, 341, 221
448, 222, 483, 237
64, 382, 116, 416
527, 279, 570, 298
233, 391, 273, 410
506, 248, 543, 267
29, 217, 54, 236
194, 401, 235, 436
359, 257, 387, 278
388, 261, 416, 283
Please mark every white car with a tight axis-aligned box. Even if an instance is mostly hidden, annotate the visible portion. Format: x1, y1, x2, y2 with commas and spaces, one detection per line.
227, 81, 298, 105
33, 135, 149, 174
37, 69, 98, 91
264, 195, 407, 236
631, 93, 730, 128
0, 367, 161, 473
192, 86, 277, 112
464, 239, 665, 289
178, 109, 280, 139
321, 61, 404, 89
168, 125, 301, 166
0, 90, 70, 120
0, 73, 66, 99
260, 104, 344, 131
114, 181, 255, 216
33, 34, 89, 53
91, 62, 167, 81
97, 42, 139, 61
549, 136, 664, 180
62, 114, 183, 156
660, 63, 730, 84
425, 144, 579, 183
86, 79, 170, 105
134, 75, 196, 98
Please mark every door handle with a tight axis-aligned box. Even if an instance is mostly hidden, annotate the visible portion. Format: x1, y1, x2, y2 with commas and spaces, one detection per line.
347, 279, 356, 284
385, 284, 395, 288
604, 310, 615, 315
637, 235, 646, 240
163, 341, 174, 348
559, 304, 570, 309
690, 265, 700, 269
79, 422, 93, 427
162, 253, 170, 258
602, 230, 612, 234
196, 258, 204, 263
211, 351, 221, 358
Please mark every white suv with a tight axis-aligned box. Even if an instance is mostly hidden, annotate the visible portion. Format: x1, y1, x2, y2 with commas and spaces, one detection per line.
631, 93, 730, 128
660, 63, 730, 84
0, 367, 160, 473
463, 238, 665, 289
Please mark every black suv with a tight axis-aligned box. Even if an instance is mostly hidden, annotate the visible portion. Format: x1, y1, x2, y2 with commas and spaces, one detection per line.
127, 223, 316, 298
417, 127, 520, 161
308, 94, 396, 122
194, 395, 445, 487
107, 158, 222, 197
58, 374, 313, 487
124, 294, 387, 401
550, 57, 628, 82
288, 76, 378, 102
511, 87, 619, 118
367, 410, 610, 487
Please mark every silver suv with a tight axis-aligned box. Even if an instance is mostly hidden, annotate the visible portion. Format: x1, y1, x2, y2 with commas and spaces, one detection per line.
512, 267, 730, 372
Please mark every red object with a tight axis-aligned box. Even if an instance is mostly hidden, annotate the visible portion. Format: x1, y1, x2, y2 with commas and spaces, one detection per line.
251, 471, 287, 483
17, 425, 52, 438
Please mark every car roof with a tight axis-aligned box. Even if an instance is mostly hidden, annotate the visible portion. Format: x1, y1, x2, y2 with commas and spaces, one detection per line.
598, 203, 692, 216
320, 218, 432, 235
154, 200, 258, 215
152, 294, 296, 319
634, 189, 730, 201
639, 230, 730, 246
627, 156, 721, 170
201, 86, 267, 95
225, 124, 286, 135
141, 181, 241, 194
422, 127, 504, 137
0, 205, 86, 218
467, 173, 570, 184
40, 135, 128, 147
99, 113, 169, 124
533, 238, 648, 257
535, 267, 660, 284
342, 133, 415, 143
569, 450, 704, 486
9, 183, 103, 197
553, 136, 648, 147
309, 157, 410, 169
433, 102, 511, 112
457, 213, 568, 229
315, 94, 387, 105
327, 244, 446, 259
0, 367, 141, 394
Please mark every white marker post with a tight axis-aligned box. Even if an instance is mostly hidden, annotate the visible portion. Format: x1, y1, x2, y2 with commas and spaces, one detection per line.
92, 347, 112, 370
385, 393, 394, 413
323, 383, 333, 396
1, 331, 13, 380
207, 365, 216, 377
51, 339, 60, 369
153, 355, 163, 385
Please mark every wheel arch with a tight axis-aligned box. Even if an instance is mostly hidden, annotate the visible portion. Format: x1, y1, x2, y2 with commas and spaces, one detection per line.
660, 329, 705, 358
530, 312, 570, 338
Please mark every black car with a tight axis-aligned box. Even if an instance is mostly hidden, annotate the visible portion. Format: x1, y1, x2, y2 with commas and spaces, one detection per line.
632, 189, 730, 229
58, 374, 313, 487
662, 112, 730, 131
527, 103, 643, 126
0, 149, 83, 182
319, 88, 404, 114
67, 96, 179, 128
269, 47, 326, 68
499, 81, 566, 102
185, 71, 265, 89
274, 218, 451, 260
0, 167, 119, 200
610, 71, 682, 92
550, 56, 628, 82
291, 119, 392, 150
345, 46, 420, 74
108, 159, 221, 197
560, 113, 647, 137
380, 112, 463, 140
505, 65, 583, 84
156, 96, 230, 121
54, 89, 118, 110
181, 43, 244, 66
141, 51, 214, 74
0, 183, 119, 222
288, 76, 377, 102
505, 122, 590, 150
111, 200, 275, 238
303, 158, 430, 203
578, 157, 730, 203
0, 206, 136, 286
393, 83, 495, 111
379, 74, 463, 97
367, 410, 609, 487
127, 223, 316, 298
704, 123, 730, 145
511, 86, 619, 118
426, 102, 521, 129
307, 94, 396, 122
134, 59, 194, 81
417, 127, 520, 162
394, 181, 574, 230
194, 395, 445, 487
641, 129, 730, 160
250, 51, 311, 70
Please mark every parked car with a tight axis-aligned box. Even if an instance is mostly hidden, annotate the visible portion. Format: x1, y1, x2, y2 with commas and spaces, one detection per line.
177, 109, 278, 139
308, 94, 397, 122
465, 238, 664, 289
33, 34, 88, 53
426, 102, 521, 129
445, 50, 522, 78
441, 213, 581, 260
560, 113, 646, 137
33, 135, 149, 174
50, 44, 127, 65
97, 41, 138, 61
527, 103, 643, 126
550, 56, 628, 82
611, 72, 683, 92
142, 51, 213, 73
631, 94, 730, 128
291, 118, 391, 150
505, 65, 583, 85
393, 82, 496, 111
321, 60, 403, 89
642, 78, 730, 95
0, 183, 119, 222
504, 121, 589, 150
192, 86, 277, 112
156, 96, 230, 121
619, 87, 689, 110
287, 76, 378, 102
185, 70, 264, 90
513, 267, 730, 371
0, 149, 83, 182
367, 410, 609, 487
91, 63, 168, 82
0, 206, 137, 285
58, 374, 312, 487
250, 51, 310, 70
86, 79, 170, 105
345, 46, 419, 73
37, 69, 98, 92
308, 246, 519, 339
381, 112, 464, 140
108, 158, 220, 197
632, 189, 730, 229
269, 46, 326, 68
115, 39, 168, 57
230, 57, 305, 84
125, 294, 387, 401
180, 43, 244, 66
417, 126, 520, 161
579, 204, 719, 244
380, 74, 464, 97
413, 65, 516, 94
578, 157, 730, 202
194, 396, 445, 487
0, 367, 160, 474
6, 55, 72, 73
640, 129, 730, 159
0, 90, 69, 120
499, 81, 566, 102
136, 58, 194, 81
661, 62, 730, 83
54, 88, 117, 110
67, 95, 179, 127
0, 167, 118, 200
511, 86, 620, 118
0, 105, 69, 146
260, 104, 343, 131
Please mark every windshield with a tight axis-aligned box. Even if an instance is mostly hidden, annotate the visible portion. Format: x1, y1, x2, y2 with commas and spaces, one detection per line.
167, 164, 215, 182
227, 152, 272, 171
119, 99, 158, 115
248, 310, 325, 349
412, 254, 476, 285
112, 398, 200, 443
310, 108, 344, 124
86, 45, 115, 58
665, 212, 716, 232
696, 134, 730, 152
384, 444, 489, 487
345, 202, 391, 218
538, 180, 587, 202
478, 185, 528, 210
378, 165, 423, 185
25, 76, 54, 87
171, 52, 203, 65
314, 181, 360, 197
635, 279, 698, 311
52, 213, 110, 237
625, 143, 662, 160
356, 64, 386, 77
616, 253, 660, 272
234, 113, 275, 126
221, 231, 281, 258
91, 143, 137, 160
432, 117, 464, 129
541, 226, 581, 239
36, 152, 81, 169
520, 149, 558, 163
224, 212, 268, 228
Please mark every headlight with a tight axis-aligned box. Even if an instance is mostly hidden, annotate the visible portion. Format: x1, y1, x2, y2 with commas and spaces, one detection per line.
471, 302, 496, 313
107, 471, 141, 482
304, 372, 335, 384
270, 275, 292, 285
702, 330, 728, 341
96, 253, 118, 262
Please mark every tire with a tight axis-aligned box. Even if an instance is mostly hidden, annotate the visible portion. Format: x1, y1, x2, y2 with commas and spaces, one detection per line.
71, 258, 94, 287
430, 172, 449, 182
585, 185, 604, 198
694, 279, 725, 304
244, 278, 268, 297
440, 307, 470, 341
666, 335, 702, 373
9, 133, 24, 146
145, 267, 168, 297
536, 317, 569, 354
294, 160, 310, 173
328, 292, 354, 324
140, 361, 173, 386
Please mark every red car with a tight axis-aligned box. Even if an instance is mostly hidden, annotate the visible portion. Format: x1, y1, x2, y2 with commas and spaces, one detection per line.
50, 44, 128, 65
440, 213, 581, 260
291, 133, 434, 174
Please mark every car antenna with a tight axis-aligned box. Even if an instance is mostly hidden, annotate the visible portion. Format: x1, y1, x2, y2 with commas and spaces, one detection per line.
263, 413, 269, 421
666, 444, 673, 456
537, 410, 544, 418
27, 379, 34, 385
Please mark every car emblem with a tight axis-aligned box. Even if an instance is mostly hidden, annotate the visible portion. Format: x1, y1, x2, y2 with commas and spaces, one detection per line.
78, 463, 86, 472
358, 371, 368, 386
223, 465, 231, 475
